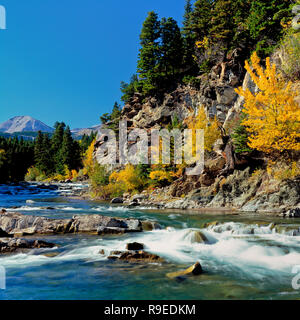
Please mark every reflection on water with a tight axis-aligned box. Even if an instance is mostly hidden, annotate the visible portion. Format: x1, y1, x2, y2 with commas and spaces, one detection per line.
0, 183, 299, 300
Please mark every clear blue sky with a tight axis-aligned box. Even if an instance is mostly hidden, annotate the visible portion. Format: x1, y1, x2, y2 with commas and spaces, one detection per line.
0, 0, 185, 129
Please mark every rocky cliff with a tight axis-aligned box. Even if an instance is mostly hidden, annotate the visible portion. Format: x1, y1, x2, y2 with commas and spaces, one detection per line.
94, 51, 300, 214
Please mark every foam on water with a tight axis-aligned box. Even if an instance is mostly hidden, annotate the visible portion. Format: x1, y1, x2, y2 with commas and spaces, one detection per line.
2, 221, 298, 283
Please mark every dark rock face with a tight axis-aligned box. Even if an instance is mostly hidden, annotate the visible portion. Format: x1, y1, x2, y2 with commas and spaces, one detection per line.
0, 238, 55, 254
0, 212, 155, 236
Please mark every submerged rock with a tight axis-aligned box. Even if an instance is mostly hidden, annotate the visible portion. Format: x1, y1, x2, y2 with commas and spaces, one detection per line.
166, 262, 203, 279
43, 252, 60, 258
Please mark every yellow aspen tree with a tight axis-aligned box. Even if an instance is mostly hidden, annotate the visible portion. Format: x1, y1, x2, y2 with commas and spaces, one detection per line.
82, 139, 96, 176
187, 106, 221, 152
235, 52, 300, 153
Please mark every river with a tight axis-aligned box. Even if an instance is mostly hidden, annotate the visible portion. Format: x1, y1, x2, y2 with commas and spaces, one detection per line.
0, 183, 299, 300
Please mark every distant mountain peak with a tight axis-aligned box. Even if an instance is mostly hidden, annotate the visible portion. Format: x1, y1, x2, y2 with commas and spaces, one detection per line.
0, 116, 54, 134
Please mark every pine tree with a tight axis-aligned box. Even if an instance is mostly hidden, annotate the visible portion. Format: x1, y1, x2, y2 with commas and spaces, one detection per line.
100, 113, 111, 124
51, 122, 66, 173
137, 11, 161, 96
247, 0, 292, 56
34, 132, 53, 175
191, 0, 213, 41
60, 126, 73, 171
182, 0, 193, 37
209, 0, 235, 52
160, 17, 184, 77
182, 0, 197, 72
111, 102, 122, 120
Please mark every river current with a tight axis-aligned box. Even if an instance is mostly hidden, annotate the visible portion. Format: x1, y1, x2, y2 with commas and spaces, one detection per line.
0, 183, 299, 300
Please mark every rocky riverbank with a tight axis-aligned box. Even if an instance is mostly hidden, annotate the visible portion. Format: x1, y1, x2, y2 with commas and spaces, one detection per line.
100, 165, 300, 216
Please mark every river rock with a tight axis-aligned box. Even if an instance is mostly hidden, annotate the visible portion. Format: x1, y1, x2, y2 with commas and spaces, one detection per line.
141, 221, 162, 231
111, 198, 124, 204
203, 221, 220, 228
166, 262, 203, 279
43, 252, 60, 258
185, 230, 208, 244
126, 242, 144, 250
110, 250, 123, 255
0, 238, 56, 254
118, 251, 164, 263
128, 202, 140, 208
131, 194, 148, 202
0, 212, 149, 236
97, 226, 126, 235
0, 228, 11, 238
281, 208, 300, 218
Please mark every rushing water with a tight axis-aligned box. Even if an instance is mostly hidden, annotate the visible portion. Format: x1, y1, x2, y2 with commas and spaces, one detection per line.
0, 183, 299, 300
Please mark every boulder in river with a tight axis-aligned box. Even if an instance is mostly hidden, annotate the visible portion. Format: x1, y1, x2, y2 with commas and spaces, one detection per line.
282, 208, 300, 218
0, 212, 147, 236
141, 221, 162, 231
111, 198, 124, 204
128, 202, 140, 208
166, 262, 203, 279
184, 230, 208, 244
126, 242, 144, 250
0, 238, 56, 254
119, 251, 164, 263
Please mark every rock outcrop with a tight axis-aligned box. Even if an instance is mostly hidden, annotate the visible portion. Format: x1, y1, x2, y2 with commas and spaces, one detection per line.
130, 168, 300, 213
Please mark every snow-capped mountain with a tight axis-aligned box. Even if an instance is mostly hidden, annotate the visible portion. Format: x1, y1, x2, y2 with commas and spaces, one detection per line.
0, 116, 54, 134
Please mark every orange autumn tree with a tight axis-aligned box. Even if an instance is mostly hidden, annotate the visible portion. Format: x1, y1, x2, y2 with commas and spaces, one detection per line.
235, 52, 300, 153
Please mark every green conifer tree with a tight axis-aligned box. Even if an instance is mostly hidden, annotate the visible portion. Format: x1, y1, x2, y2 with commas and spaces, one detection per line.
160, 17, 184, 77
137, 11, 161, 96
